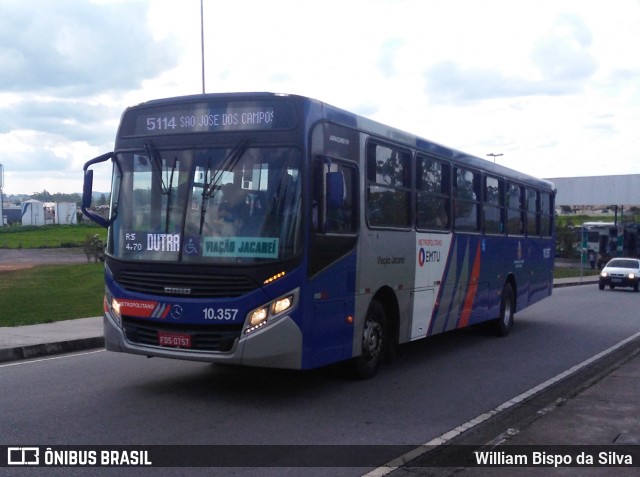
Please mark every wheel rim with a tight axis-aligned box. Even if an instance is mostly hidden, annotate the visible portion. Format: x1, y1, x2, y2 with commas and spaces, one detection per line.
362, 317, 383, 363
503, 297, 512, 327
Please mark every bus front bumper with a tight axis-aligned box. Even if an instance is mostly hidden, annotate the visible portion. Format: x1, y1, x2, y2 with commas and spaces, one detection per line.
103, 312, 303, 369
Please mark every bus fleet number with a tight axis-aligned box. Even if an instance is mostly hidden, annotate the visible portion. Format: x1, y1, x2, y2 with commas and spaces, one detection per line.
203, 308, 239, 321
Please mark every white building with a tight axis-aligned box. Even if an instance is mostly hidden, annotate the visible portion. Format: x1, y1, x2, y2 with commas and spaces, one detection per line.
547, 174, 640, 208
21, 199, 45, 226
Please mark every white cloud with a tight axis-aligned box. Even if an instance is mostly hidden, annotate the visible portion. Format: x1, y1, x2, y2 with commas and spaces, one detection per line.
0, 0, 639, 195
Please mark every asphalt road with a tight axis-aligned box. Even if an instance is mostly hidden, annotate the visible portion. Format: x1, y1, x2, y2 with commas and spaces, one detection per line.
1, 285, 639, 477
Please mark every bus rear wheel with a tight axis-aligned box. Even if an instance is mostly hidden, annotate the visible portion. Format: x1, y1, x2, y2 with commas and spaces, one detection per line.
352, 300, 387, 379
494, 283, 515, 337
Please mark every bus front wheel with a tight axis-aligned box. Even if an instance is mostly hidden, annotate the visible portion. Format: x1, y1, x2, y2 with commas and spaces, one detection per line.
352, 300, 387, 379
494, 283, 515, 337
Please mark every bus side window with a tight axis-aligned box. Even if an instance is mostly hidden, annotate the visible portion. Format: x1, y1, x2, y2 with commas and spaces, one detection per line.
506, 182, 525, 235
453, 167, 480, 232
366, 142, 411, 228
416, 155, 450, 230
483, 175, 504, 235
526, 188, 539, 236
314, 159, 357, 234
540, 192, 553, 237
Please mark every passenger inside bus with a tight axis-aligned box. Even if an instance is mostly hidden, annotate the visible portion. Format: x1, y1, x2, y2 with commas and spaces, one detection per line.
217, 182, 248, 236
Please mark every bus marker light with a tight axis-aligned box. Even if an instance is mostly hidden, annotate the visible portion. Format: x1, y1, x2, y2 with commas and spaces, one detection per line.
264, 271, 286, 285
346, 316, 353, 325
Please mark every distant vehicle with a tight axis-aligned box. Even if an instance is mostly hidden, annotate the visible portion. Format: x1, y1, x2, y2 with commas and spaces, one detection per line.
582, 222, 617, 269
599, 258, 640, 292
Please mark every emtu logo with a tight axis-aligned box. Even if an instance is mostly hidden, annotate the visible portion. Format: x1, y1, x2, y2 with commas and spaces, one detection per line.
8, 447, 39, 465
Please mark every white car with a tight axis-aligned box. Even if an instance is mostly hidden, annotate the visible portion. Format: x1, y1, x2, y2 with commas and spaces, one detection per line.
599, 258, 640, 292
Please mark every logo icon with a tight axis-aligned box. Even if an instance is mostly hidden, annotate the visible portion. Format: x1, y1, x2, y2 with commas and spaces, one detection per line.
8, 447, 39, 466
170, 304, 183, 320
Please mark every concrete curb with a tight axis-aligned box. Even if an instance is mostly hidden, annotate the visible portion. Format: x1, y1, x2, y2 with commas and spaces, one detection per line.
0, 337, 105, 364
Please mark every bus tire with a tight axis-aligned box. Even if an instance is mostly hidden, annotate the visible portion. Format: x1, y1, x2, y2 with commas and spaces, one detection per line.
494, 283, 515, 337
352, 300, 387, 379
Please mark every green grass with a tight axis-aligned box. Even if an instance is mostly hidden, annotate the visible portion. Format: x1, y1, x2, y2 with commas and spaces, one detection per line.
0, 218, 598, 327
0, 260, 596, 328
0, 264, 104, 327
554, 267, 600, 279
0, 224, 106, 249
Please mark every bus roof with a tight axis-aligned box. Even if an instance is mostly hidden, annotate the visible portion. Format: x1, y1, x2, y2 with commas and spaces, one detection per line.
124, 92, 556, 193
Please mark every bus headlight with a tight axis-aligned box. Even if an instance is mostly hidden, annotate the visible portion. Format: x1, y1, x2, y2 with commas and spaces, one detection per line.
272, 295, 293, 315
109, 297, 123, 325
249, 307, 269, 327
245, 289, 298, 335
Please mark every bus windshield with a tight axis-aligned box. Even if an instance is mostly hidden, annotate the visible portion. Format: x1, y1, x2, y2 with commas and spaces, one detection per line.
108, 144, 303, 264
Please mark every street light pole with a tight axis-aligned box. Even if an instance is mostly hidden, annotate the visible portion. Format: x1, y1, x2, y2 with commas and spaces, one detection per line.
0, 163, 4, 227
486, 153, 503, 163
200, 0, 206, 94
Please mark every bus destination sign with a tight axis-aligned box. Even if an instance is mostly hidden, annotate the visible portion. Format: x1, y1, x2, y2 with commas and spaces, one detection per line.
120, 100, 295, 137
137, 106, 275, 135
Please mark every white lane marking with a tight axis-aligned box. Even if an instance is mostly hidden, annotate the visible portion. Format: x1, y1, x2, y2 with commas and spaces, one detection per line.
0, 349, 105, 368
362, 331, 640, 477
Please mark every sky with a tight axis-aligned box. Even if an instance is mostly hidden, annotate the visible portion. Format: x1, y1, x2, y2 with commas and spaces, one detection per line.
1, 0, 639, 195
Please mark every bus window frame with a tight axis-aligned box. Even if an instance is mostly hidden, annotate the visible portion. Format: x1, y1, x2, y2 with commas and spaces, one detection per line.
453, 166, 481, 233
506, 182, 526, 236
365, 140, 413, 231
526, 188, 540, 237
313, 156, 359, 236
540, 191, 553, 237
483, 174, 505, 236
415, 154, 451, 232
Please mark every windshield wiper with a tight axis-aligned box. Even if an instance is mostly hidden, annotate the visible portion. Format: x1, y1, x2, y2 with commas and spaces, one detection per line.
203, 137, 249, 198
199, 137, 249, 234
144, 141, 177, 233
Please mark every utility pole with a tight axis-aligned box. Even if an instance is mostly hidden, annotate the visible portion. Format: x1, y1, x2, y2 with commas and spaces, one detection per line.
0, 163, 4, 227
486, 153, 503, 163
200, 0, 206, 94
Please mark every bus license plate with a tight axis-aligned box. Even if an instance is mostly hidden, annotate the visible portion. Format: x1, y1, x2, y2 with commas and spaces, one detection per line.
158, 331, 192, 348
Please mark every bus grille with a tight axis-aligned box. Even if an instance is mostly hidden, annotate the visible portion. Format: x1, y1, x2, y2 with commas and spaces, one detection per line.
116, 270, 257, 298
122, 318, 241, 352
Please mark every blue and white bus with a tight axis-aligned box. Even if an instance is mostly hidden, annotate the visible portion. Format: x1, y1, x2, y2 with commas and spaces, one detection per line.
82, 93, 555, 378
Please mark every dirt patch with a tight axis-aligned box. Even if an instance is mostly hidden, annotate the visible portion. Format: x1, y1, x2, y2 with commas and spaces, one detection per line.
0, 248, 89, 272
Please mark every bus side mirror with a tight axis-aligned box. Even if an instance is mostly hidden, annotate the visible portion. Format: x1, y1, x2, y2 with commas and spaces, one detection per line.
326, 171, 345, 209
82, 169, 94, 209
81, 152, 115, 228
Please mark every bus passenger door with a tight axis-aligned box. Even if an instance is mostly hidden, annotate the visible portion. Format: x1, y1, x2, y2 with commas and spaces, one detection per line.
307, 159, 359, 367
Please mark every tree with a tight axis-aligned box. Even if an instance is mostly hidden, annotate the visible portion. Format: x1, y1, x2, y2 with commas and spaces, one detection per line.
83, 234, 105, 263
556, 223, 578, 258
